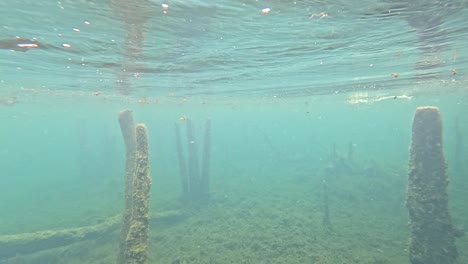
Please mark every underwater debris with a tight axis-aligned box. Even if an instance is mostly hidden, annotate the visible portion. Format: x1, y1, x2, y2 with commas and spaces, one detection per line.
0, 211, 184, 260
0, 96, 17, 106
138, 97, 150, 105
309, 12, 329, 19
261, 8, 271, 14
374, 95, 412, 102
347, 92, 412, 105
324, 143, 355, 177
0, 216, 120, 260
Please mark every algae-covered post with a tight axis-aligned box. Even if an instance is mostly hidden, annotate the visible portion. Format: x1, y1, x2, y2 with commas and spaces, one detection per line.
118, 110, 152, 264
407, 106, 458, 264
118, 110, 137, 264
125, 124, 152, 264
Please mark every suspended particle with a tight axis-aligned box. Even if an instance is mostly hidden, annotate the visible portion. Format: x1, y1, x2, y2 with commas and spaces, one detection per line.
261, 8, 271, 14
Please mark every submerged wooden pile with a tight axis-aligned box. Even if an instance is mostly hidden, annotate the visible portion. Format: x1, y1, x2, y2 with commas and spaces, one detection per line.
0, 216, 119, 260
0, 211, 184, 260
0, 109, 181, 262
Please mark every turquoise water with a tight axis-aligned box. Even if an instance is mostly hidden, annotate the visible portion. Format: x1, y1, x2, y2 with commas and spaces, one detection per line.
1, 1, 468, 263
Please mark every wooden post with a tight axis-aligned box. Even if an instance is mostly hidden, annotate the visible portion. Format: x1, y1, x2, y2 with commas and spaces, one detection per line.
125, 124, 151, 264
118, 110, 137, 264
407, 106, 458, 264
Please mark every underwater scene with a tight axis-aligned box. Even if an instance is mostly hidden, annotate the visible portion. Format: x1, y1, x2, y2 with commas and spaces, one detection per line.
1, 0, 468, 263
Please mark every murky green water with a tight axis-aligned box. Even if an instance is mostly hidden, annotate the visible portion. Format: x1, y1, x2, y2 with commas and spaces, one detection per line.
1, 1, 467, 263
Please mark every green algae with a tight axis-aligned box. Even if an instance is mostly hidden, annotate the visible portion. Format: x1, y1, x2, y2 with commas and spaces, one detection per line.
1, 160, 467, 264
